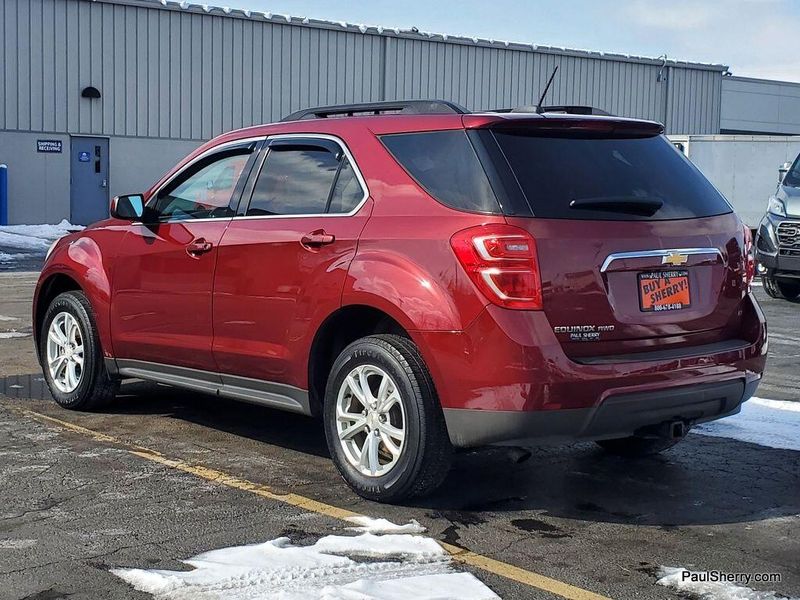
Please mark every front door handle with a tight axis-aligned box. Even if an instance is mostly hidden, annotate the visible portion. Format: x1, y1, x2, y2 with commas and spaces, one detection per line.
186, 238, 213, 256
301, 230, 335, 249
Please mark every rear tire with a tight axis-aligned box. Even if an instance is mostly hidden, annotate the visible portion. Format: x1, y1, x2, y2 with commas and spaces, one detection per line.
40, 291, 119, 410
762, 276, 800, 301
596, 435, 684, 457
323, 334, 452, 503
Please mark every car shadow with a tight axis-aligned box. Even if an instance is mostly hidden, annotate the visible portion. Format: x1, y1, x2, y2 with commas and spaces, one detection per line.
418, 439, 800, 527
4, 373, 798, 527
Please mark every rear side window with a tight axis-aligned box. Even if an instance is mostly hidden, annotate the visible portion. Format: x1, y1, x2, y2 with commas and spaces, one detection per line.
381, 130, 501, 214
491, 131, 732, 220
248, 145, 339, 216
246, 141, 365, 216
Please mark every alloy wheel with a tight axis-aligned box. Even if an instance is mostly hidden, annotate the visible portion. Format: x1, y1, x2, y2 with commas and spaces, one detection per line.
335, 364, 406, 477
46, 312, 84, 394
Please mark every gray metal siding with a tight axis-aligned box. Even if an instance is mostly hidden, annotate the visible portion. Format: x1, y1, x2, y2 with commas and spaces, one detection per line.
1, 0, 723, 140
384, 39, 671, 121
721, 76, 800, 135
665, 68, 722, 135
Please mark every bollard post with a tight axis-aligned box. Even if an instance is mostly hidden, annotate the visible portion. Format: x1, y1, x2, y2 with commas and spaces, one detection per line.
0, 164, 7, 226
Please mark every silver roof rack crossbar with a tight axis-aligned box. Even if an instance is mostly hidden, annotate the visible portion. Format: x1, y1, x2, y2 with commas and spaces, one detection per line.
281, 100, 469, 121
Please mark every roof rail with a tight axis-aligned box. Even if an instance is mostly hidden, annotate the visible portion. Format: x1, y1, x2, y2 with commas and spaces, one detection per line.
492, 105, 612, 116
281, 100, 469, 121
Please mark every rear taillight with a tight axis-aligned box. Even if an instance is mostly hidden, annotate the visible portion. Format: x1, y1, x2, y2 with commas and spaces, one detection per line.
450, 224, 543, 310
743, 225, 755, 289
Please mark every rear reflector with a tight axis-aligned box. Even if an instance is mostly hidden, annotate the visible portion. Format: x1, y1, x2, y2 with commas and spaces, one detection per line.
450, 224, 543, 310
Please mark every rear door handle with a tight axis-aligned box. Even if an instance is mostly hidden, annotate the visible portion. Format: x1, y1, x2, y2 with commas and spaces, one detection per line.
186, 238, 213, 256
301, 230, 335, 248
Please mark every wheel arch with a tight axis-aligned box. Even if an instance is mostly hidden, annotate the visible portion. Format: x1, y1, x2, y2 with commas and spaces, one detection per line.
34, 272, 84, 363
307, 304, 410, 416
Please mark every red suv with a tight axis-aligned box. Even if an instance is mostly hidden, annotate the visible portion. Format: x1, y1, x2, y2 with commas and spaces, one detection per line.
34, 101, 767, 502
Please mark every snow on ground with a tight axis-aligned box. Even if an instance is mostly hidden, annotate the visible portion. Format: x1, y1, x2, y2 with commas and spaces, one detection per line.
0, 252, 30, 263
0, 331, 28, 339
695, 397, 800, 452
111, 532, 499, 600
345, 516, 427, 534
0, 220, 81, 251
657, 566, 798, 600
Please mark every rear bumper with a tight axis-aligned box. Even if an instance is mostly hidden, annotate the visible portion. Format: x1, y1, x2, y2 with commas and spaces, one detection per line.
443, 378, 758, 447
414, 292, 767, 448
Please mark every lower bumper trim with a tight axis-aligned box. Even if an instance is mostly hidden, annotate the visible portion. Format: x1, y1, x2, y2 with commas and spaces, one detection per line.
443, 378, 759, 448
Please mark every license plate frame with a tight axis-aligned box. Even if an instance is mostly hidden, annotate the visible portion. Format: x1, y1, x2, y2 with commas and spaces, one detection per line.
638, 270, 691, 312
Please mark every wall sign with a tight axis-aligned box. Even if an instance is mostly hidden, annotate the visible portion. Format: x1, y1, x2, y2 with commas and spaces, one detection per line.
37, 140, 63, 153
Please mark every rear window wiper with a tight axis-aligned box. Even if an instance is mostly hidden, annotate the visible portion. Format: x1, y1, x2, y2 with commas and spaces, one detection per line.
569, 196, 663, 216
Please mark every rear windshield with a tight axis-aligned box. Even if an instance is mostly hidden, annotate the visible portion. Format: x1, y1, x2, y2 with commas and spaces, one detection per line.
492, 131, 732, 220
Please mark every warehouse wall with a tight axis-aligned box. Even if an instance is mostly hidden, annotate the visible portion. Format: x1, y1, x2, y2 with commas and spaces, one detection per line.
0, 131, 70, 224
721, 76, 800, 135
1, 0, 724, 141
0, 133, 200, 224
0, 0, 728, 224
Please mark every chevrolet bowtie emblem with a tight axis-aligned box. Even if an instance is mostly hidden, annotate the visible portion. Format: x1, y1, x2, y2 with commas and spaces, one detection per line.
662, 252, 689, 266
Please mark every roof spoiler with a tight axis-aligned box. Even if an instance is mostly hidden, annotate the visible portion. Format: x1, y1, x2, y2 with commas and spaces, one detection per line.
492, 105, 612, 116
281, 100, 468, 121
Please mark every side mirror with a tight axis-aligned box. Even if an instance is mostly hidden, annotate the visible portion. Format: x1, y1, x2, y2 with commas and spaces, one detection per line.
110, 194, 145, 221
779, 162, 792, 184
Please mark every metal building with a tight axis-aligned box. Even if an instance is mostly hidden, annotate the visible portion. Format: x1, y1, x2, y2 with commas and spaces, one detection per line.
0, 0, 788, 224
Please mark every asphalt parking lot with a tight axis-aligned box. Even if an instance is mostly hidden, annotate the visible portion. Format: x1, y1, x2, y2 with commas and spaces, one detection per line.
0, 270, 798, 600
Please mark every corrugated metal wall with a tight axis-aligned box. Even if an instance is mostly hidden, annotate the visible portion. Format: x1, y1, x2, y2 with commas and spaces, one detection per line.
1, 0, 724, 140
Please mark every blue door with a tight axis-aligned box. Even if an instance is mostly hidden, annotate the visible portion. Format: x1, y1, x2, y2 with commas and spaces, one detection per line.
70, 137, 109, 225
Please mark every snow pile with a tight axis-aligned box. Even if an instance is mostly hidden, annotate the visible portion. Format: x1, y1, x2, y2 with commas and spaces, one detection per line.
0, 220, 81, 251
657, 566, 797, 600
112, 532, 498, 600
346, 516, 427, 534
0, 252, 29, 263
695, 397, 800, 452
0, 331, 28, 339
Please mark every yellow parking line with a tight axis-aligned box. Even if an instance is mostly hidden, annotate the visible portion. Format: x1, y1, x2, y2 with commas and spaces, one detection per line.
16, 407, 611, 600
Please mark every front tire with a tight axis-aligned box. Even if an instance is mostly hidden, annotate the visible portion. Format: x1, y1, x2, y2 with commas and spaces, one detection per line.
323, 334, 452, 503
40, 291, 119, 410
762, 276, 800, 301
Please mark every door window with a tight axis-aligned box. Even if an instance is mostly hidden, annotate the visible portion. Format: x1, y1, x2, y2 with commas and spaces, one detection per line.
246, 140, 365, 216
152, 146, 255, 220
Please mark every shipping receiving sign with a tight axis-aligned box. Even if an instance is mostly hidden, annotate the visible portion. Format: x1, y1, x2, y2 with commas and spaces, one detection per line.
37, 140, 63, 153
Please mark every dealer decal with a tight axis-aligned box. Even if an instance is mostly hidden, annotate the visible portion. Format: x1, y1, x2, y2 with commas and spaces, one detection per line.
553, 324, 615, 342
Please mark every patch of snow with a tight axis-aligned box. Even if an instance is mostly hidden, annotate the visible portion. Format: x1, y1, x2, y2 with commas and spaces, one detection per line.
112, 533, 498, 600
0, 331, 29, 339
0, 252, 29, 263
0, 219, 81, 251
657, 566, 797, 600
0, 315, 18, 321
345, 516, 427, 534
695, 396, 800, 452
0, 539, 37, 549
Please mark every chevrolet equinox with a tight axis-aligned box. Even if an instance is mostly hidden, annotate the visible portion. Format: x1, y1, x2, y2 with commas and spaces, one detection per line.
34, 100, 767, 502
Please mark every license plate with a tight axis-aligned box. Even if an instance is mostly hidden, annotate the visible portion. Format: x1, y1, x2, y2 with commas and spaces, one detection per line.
638, 270, 691, 312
